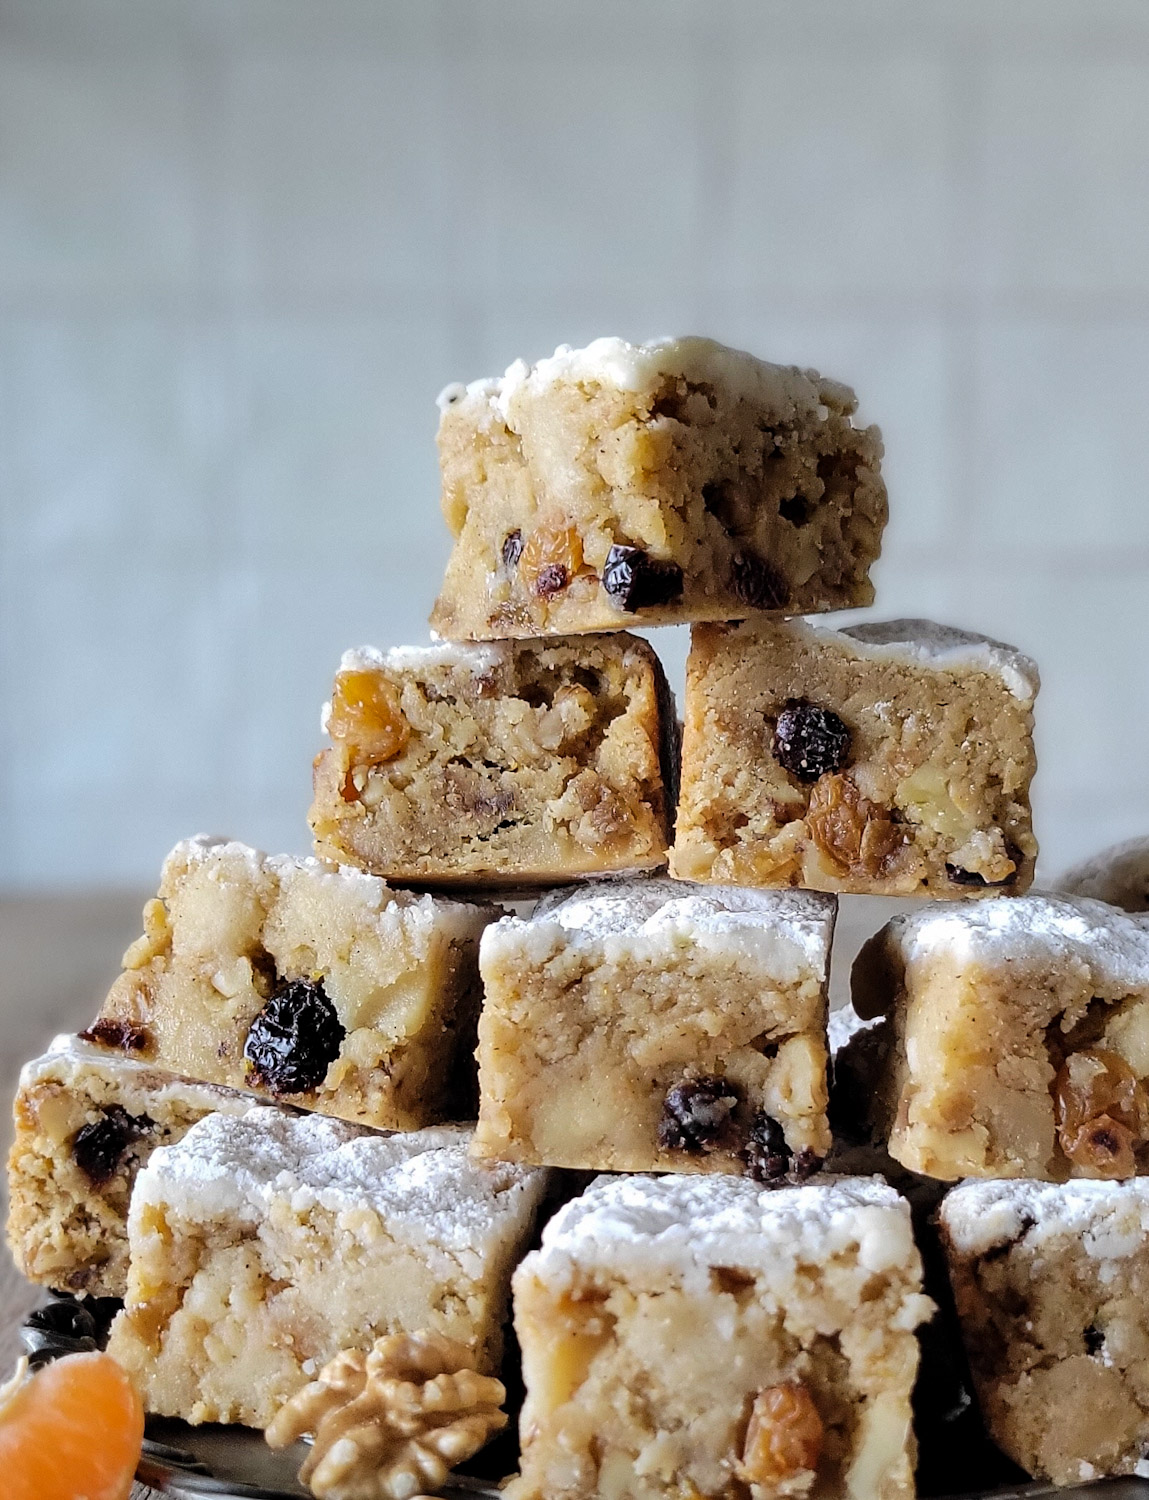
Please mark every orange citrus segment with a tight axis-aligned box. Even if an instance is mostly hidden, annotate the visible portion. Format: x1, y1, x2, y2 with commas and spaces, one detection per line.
0, 1351, 144, 1500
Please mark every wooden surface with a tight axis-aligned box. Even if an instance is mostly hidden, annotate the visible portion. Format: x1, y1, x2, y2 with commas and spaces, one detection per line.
0, 888, 903, 1500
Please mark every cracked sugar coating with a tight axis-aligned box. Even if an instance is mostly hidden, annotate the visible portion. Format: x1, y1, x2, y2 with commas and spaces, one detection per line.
474, 878, 835, 1174
1056, 835, 1149, 914
852, 894, 1149, 1181
431, 336, 887, 639
6, 1033, 258, 1298
670, 616, 1038, 896
939, 1177, 1149, 1483
310, 634, 677, 887
510, 1173, 932, 1500
107, 1109, 550, 1428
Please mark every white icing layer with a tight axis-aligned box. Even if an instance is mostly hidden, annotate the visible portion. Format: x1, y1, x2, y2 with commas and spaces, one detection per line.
1056, 835, 1149, 914
827, 1004, 881, 1058
876, 892, 1149, 989
528, 1173, 920, 1288
941, 1177, 1149, 1261
338, 642, 510, 677
438, 336, 859, 428
18, 1033, 250, 1113
133, 1109, 548, 1257
483, 876, 835, 979
824, 618, 1039, 701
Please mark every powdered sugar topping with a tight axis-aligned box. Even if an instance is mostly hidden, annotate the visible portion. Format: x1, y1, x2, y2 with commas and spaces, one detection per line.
838, 618, 1038, 701
941, 1177, 1149, 1261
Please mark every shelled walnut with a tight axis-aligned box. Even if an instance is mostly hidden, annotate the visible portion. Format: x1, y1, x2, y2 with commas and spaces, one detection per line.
266, 1331, 507, 1500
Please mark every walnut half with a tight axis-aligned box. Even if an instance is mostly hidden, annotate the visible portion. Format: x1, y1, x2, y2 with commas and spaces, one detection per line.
266, 1331, 507, 1500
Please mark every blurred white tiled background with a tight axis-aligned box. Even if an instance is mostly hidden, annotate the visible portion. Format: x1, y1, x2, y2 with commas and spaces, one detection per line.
2, 0, 1149, 888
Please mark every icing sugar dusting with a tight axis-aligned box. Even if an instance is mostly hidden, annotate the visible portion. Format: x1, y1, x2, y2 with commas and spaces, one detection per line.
839, 618, 1039, 701
941, 1177, 1149, 1261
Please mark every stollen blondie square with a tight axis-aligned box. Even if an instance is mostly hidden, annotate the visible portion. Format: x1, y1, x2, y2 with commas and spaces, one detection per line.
508, 1173, 933, 1500
1056, 834, 1149, 913
939, 1178, 1149, 1484
472, 877, 835, 1176
430, 336, 887, 640
106, 1110, 550, 1428
852, 895, 1149, 1181
7, 1033, 257, 1298
670, 618, 1039, 897
87, 836, 497, 1128
309, 636, 676, 886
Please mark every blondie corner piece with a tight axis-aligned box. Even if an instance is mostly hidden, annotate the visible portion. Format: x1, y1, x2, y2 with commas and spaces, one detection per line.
670, 617, 1039, 897
309, 635, 676, 887
852, 894, 1149, 1181
473, 877, 835, 1175
430, 337, 887, 640
1056, 834, 1149, 913
939, 1178, 1149, 1484
6, 1033, 256, 1298
508, 1173, 932, 1500
89, 836, 497, 1128
106, 1110, 550, 1428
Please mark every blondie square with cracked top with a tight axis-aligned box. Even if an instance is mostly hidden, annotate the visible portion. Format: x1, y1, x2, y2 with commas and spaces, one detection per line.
473, 877, 835, 1176
1056, 835, 1149, 913
309, 636, 676, 887
852, 894, 1149, 1181
106, 1110, 550, 1428
6, 1033, 257, 1298
508, 1173, 932, 1500
671, 618, 1039, 897
88, 836, 497, 1127
939, 1177, 1149, 1484
430, 337, 887, 640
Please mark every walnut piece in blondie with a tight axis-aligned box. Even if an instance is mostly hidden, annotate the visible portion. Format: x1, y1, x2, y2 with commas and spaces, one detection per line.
671, 618, 1038, 897
309, 636, 676, 887
853, 895, 1149, 1180
508, 1173, 932, 1500
430, 337, 887, 639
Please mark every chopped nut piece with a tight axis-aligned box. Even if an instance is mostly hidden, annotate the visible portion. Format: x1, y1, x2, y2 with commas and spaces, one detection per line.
266, 1330, 508, 1500
739, 1381, 824, 1490
1054, 1049, 1149, 1176
329, 671, 410, 764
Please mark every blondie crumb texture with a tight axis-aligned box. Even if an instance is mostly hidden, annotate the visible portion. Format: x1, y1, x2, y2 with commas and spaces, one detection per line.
508, 1173, 932, 1500
6, 1034, 255, 1298
473, 878, 835, 1175
939, 1178, 1149, 1484
671, 618, 1038, 897
89, 837, 497, 1128
430, 337, 887, 640
853, 895, 1149, 1181
1056, 835, 1149, 914
309, 636, 676, 887
106, 1111, 549, 1428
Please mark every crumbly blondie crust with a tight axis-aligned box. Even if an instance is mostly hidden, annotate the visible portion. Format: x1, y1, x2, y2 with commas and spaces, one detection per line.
853, 895, 1149, 1181
1056, 835, 1149, 913
6, 1033, 255, 1297
106, 1110, 549, 1428
89, 837, 497, 1127
671, 618, 1039, 897
473, 877, 835, 1174
939, 1178, 1149, 1484
509, 1173, 932, 1500
430, 337, 887, 639
309, 636, 676, 887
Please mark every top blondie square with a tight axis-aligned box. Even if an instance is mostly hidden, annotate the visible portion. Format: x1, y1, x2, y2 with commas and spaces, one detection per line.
430, 336, 887, 640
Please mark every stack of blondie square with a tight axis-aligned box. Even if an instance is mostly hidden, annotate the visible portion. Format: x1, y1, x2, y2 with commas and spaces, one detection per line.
8, 335, 1149, 1499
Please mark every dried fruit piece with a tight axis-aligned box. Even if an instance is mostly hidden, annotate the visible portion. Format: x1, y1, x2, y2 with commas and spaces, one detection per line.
739, 1381, 824, 1488
658, 1075, 741, 1153
601, 544, 685, 612
0, 1350, 145, 1500
1054, 1049, 1149, 1176
772, 701, 851, 783
730, 551, 788, 610
243, 978, 346, 1096
71, 1105, 151, 1187
266, 1330, 507, 1500
806, 774, 903, 877
520, 521, 583, 601
501, 529, 524, 568
78, 1019, 151, 1053
328, 670, 410, 764
742, 1110, 822, 1186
